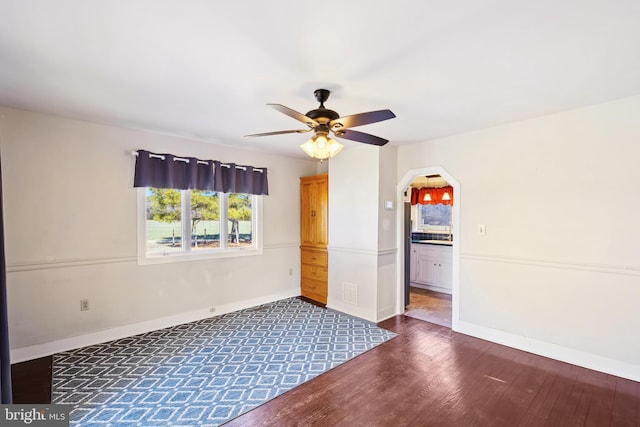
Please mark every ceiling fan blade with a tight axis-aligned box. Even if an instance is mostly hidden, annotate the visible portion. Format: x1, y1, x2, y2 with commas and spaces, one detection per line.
268, 104, 318, 127
334, 129, 389, 146
244, 128, 312, 137
330, 109, 396, 129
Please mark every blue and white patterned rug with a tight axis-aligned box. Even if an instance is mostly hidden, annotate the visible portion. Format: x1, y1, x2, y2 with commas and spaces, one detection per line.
52, 297, 397, 426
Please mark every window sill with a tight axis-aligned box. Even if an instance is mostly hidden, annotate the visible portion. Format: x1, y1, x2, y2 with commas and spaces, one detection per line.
137, 247, 263, 265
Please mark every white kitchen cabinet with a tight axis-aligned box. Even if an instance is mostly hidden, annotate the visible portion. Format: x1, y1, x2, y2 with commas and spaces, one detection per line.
411, 243, 452, 293
409, 245, 418, 282
439, 257, 453, 290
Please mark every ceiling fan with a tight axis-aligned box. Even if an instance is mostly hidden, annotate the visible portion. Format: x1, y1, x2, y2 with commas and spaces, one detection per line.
245, 89, 396, 160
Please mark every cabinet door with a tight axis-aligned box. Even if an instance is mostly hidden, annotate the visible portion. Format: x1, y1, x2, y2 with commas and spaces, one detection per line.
438, 247, 453, 290
313, 176, 328, 247
300, 179, 315, 247
414, 245, 449, 286
415, 251, 432, 284
439, 260, 453, 291
300, 175, 328, 248
409, 246, 418, 282
424, 258, 440, 285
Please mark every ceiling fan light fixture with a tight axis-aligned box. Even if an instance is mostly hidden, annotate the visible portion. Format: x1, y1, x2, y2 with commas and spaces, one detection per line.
301, 133, 343, 161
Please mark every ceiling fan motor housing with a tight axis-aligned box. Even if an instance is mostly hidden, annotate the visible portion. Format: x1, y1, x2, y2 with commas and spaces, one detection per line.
306, 108, 339, 123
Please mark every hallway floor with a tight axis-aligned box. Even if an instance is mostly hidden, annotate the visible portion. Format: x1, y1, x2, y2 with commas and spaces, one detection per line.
404, 286, 452, 328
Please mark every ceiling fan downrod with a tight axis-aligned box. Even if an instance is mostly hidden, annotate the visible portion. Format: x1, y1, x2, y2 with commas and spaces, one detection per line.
314, 89, 331, 107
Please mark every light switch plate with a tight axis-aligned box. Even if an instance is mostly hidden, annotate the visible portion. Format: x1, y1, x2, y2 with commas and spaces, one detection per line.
478, 224, 486, 235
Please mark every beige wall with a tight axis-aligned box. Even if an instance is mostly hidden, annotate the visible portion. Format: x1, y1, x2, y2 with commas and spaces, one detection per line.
3, 93, 640, 381
327, 145, 380, 320
397, 95, 640, 381
326, 143, 398, 321
0, 107, 317, 361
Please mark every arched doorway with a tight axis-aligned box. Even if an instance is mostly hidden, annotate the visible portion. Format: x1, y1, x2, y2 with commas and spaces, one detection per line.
397, 167, 461, 330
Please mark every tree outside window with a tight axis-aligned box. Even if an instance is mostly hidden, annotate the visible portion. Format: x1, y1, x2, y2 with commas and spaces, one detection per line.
227, 193, 251, 247
144, 188, 254, 257
146, 188, 183, 254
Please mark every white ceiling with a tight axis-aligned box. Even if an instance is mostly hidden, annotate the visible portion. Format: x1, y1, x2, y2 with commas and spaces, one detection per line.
1, 1, 639, 159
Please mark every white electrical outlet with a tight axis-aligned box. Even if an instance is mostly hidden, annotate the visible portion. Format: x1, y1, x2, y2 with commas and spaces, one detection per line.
288, 268, 293, 276
80, 299, 89, 311
209, 307, 216, 313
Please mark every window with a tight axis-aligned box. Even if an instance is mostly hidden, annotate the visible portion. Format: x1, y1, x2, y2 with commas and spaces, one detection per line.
138, 187, 261, 264
226, 193, 252, 247
418, 203, 452, 232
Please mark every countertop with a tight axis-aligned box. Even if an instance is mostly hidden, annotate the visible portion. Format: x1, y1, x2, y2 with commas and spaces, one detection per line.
411, 240, 453, 246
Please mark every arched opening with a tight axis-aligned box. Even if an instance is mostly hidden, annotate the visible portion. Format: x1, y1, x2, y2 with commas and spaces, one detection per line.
396, 167, 461, 330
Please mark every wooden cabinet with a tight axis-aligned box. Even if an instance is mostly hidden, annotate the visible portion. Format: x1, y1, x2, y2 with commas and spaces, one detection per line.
300, 248, 328, 304
300, 174, 328, 248
411, 243, 452, 293
300, 174, 328, 304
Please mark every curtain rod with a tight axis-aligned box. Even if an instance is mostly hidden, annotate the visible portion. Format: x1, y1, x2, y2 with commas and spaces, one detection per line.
131, 151, 264, 172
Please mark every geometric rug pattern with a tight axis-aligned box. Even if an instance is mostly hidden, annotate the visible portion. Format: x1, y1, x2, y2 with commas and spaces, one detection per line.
52, 297, 397, 426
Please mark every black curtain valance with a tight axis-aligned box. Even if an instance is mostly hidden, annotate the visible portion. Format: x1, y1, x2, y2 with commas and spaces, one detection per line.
133, 150, 269, 195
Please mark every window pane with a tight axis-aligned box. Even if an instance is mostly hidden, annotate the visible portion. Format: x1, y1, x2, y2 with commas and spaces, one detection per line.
191, 190, 220, 250
146, 188, 183, 254
419, 204, 452, 231
227, 193, 252, 247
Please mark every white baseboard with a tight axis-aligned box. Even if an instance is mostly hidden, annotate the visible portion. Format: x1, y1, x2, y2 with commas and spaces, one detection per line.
455, 320, 640, 382
11, 289, 300, 363
410, 282, 452, 295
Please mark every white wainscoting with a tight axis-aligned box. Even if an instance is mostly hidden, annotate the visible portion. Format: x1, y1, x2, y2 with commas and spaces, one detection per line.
8, 244, 301, 362
456, 253, 640, 382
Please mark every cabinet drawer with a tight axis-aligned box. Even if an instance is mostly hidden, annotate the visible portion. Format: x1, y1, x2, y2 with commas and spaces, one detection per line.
301, 263, 328, 282
301, 289, 327, 305
301, 249, 328, 266
419, 245, 440, 259
301, 278, 327, 297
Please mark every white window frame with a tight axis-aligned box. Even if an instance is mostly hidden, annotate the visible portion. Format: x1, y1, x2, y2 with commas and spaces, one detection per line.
414, 203, 453, 234
137, 188, 263, 265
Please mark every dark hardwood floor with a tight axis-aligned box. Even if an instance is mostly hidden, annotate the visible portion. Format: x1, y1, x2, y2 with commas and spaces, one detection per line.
11, 355, 52, 403
227, 316, 639, 426
405, 286, 452, 328
11, 315, 640, 426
